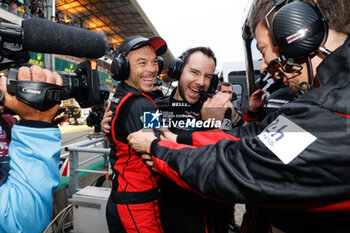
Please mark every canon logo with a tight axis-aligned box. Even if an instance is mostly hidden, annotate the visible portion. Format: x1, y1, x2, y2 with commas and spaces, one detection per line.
22, 88, 41, 95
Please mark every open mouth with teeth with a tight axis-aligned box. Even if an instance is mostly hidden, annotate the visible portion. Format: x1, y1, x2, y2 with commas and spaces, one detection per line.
142, 78, 155, 82
187, 87, 202, 101
189, 87, 200, 94
139, 77, 155, 92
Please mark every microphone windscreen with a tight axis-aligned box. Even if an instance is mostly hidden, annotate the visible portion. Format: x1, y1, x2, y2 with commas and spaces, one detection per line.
22, 18, 106, 59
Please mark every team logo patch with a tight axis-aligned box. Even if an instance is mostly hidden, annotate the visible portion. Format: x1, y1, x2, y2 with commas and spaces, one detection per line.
143, 110, 162, 129
258, 115, 317, 164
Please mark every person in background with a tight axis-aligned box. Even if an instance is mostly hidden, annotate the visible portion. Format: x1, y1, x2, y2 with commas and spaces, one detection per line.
149, 55, 165, 100
149, 76, 164, 100
0, 104, 16, 156
217, 81, 242, 232
218, 82, 236, 102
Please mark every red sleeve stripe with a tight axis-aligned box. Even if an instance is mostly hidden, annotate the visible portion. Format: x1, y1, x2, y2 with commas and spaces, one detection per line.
111, 92, 157, 144
192, 129, 240, 147
242, 112, 258, 122
111, 92, 133, 144
334, 111, 350, 118
308, 199, 350, 212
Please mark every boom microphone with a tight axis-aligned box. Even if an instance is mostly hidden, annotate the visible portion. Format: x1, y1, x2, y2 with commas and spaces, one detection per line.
21, 18, 106, 58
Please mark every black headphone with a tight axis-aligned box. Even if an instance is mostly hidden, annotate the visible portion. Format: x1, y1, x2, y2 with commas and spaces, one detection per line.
110, 36, 164, 81
157, 56, 164, 76
167, 48, 219, 94
266, 0, 328, 58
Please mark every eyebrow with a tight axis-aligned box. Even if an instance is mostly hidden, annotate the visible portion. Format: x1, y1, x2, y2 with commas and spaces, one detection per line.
136, 56, 158, 62
189, 67, 214, 77
136, 57, 146, 62
189, 67, 200, 73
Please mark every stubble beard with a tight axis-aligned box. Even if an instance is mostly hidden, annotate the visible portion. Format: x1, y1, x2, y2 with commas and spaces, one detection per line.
287, 78, 300, 95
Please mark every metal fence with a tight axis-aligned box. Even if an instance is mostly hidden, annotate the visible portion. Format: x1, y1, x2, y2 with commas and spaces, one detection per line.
65, 137, 110, 197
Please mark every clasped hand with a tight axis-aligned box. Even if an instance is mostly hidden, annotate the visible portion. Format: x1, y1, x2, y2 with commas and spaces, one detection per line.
127, 127, 178, 172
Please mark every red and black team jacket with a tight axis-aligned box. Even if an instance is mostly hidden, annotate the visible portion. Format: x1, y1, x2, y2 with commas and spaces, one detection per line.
149, 37, 350, 232
107, 82, 163, 233
109, 82, 159, 193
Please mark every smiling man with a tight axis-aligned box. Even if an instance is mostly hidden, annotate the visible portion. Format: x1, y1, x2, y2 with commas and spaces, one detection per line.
155, 47, 233, 233
156, 47, 221, 134
174, 48, 215, 104
106, 35, 167, 233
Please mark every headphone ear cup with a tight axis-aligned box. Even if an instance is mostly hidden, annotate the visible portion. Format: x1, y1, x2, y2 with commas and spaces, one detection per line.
167, 57, 184, 80
110, 54, 129, 81
157, 56, 164, 76
271, 1, 327, 58
209, 74, 219, 93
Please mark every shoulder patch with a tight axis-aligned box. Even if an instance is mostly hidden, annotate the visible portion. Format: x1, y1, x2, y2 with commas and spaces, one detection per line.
258, 115, 317, 164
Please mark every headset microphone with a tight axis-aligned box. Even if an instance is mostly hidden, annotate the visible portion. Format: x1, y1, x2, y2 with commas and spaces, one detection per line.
199, 88, 206, 98
199, 87, 217, 101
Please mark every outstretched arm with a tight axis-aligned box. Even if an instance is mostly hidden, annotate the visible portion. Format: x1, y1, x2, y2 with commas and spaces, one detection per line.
132, 108, 350, 209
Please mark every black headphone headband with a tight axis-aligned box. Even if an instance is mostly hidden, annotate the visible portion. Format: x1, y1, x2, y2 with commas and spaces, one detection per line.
266, 0, 328, 58
166, 49, 189, 81
110, 36, 164, 81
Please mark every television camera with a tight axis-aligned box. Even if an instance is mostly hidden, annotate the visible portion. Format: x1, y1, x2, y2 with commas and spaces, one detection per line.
0, 18, 106, 111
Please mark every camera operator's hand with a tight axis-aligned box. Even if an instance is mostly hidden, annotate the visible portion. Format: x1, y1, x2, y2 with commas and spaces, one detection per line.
0, 65, 63, 123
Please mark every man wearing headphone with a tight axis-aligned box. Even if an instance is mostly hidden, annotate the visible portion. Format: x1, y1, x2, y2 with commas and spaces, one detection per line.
106, 35, 167, 233
128, 0, 350, 232
155, 47, 233, 233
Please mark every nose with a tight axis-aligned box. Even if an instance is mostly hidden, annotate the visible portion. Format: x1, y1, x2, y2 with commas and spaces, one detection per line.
260, 58, 268, 73
147, 62, 158, 75
195, 75, 205, 87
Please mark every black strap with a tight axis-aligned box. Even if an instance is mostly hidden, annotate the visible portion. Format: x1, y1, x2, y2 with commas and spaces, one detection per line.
110, 188, 161, 205
0, 156, 10, 186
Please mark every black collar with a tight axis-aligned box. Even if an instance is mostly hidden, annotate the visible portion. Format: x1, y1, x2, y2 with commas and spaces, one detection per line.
317, 36, 350, 86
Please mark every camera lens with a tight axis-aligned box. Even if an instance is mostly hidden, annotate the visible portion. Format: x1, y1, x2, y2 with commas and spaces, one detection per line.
58, 72, 80, 100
